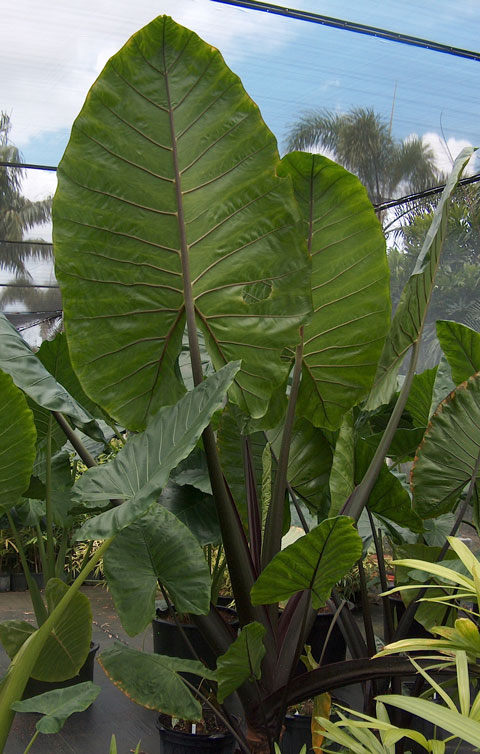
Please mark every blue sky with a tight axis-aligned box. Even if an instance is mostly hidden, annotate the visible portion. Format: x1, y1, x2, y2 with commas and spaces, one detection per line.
2, 0, 479, 343
3, 0, 479, 172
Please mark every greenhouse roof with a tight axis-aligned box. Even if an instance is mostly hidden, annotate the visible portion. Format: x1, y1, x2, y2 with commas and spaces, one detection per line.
1, 0, 479, 339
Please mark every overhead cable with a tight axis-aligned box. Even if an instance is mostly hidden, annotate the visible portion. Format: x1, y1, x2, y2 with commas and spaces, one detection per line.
1, 163, 479, 220
211, 0, 480, 63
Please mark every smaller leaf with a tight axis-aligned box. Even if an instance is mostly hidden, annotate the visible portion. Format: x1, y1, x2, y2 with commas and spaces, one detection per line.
251, 516, 362, 609
74, 362, 240, 540
437, 320, 480, 386
99, 644, 216, 721
11, 681, 101, 734
103, 506, 211, 636
216, 622, 266, 703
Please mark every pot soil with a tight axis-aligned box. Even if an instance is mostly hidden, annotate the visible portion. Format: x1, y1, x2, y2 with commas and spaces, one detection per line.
23, 641, 99, 699
157, 709, 235, 754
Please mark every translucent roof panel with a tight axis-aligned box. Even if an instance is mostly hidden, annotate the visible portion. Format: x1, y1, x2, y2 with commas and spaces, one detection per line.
1, 0, 479, 343
3, 0, 479, 169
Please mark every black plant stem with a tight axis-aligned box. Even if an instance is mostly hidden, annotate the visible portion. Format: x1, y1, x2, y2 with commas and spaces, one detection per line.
53, 411, 97, 468
262, 333, 304, 569
288, 481, 310, 534
358, 559, 377, 658
367, 511, 394, 644
342, 340, 420, 523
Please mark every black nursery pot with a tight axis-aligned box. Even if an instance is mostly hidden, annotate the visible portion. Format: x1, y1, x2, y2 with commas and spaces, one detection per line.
281, 714, 312, 754
152, 606, 238, 669
23, 641, 99, 699
157, 718, 236, 754
295, 609, 347, 675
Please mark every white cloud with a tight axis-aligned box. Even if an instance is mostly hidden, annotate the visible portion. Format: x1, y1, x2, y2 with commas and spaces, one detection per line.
3, 0, 298, 148
422, 132, 477, 175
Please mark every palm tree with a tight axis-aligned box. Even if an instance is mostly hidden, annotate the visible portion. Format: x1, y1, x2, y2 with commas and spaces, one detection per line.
0, 111, 53, 277
285, 107, 439, 209
0, 112, 59, 337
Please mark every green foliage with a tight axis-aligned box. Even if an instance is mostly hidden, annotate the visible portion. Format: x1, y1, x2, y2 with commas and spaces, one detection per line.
11, 682, 101, 735
412, 372, 480, 517
280, 152, 390, 429
216, 622, 266, 703
73, 362, 240, 540
437, 319, 480, 385
103, 505, 212, 636
0, 370, 36, 513
251, 516, 362, 609
368, 148, 475, 409
99, 644, 217, 721
54, 15, 311, 430
0, 314, 104, 442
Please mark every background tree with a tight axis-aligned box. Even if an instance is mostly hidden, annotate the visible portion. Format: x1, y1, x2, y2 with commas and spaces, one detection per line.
0, 112, 58, 338
0, 112, 52, 277
285, 107, 439, 209
389, 182, 480, 368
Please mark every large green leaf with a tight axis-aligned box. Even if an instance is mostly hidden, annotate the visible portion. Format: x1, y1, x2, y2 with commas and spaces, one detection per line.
412, 373, 480, 518
437, 320, 480, 386
11, 682, 101, 734
103, 505, 211, 636
159, 480, 220, 546
367, 147, 475, 410
0, 370, 36, 513
216, 622, 266, 703
405, 366, 437, 428
73, 362, 240, 540
355, 441, 422, 532
0, 314, 104, 442
279, 152, 390, 430
53, 15, 311, 430
0, 579, 91, 682
329, 410, 355, 516
250, 516, 362, 609
99, 644, 216, 721
268, 418, 332, 517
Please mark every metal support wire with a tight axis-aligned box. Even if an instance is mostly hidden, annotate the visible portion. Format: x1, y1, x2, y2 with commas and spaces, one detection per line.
211, 0, 480, 63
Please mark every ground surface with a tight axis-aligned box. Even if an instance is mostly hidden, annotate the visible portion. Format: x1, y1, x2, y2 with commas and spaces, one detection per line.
0, 586, 158, 754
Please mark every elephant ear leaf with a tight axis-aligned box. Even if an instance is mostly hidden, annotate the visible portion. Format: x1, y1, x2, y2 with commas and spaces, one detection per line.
412, 372, 480, 519
0, 314, 104, 442
54, 15, 311, 430
73, 362, 240, 540
216, 622, 266, 703
279, 152, 390, 430
367, 147, 476, 410
0, 370, 36, 513
250, 516, 362, 609
436, 320, 480, 386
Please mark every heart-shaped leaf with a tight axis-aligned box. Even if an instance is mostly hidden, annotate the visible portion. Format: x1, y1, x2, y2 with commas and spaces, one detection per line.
11, 682, 101, 734
73, 362, 240, 540
99, 643, 216, 721
103, 505, 212, 636
54, 15, 311, 430
250, 516, 362, 609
